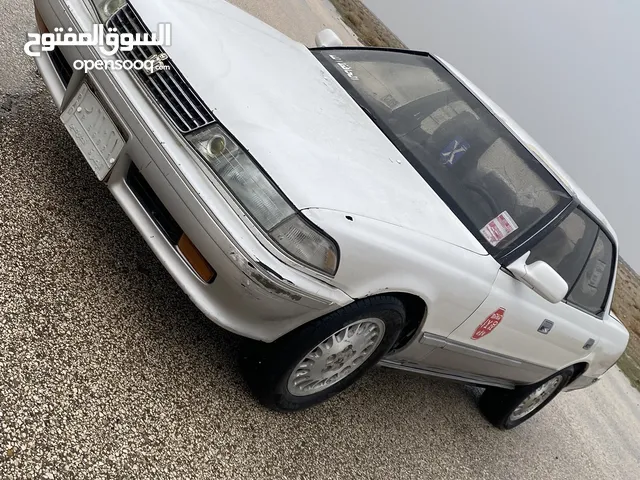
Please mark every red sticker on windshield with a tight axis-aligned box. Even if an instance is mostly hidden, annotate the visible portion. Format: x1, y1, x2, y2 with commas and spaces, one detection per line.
471, 308, 505, 340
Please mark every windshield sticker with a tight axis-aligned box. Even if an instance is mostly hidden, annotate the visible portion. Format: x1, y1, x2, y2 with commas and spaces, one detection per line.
440, 136, 470, 167
328, 54, 359, 81
480, 211, 519, 246
472, 308, 506, 340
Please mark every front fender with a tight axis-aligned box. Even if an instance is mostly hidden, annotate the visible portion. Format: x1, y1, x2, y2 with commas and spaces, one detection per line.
304, 208, 498, 338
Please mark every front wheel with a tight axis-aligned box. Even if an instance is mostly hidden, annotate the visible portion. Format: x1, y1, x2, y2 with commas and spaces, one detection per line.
246, 296, 406, 411
479, 366, 574, 429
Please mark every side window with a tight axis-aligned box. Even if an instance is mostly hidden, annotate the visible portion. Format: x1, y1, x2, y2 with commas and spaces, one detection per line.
527, 209, 598, 289
567, 230, 614, 315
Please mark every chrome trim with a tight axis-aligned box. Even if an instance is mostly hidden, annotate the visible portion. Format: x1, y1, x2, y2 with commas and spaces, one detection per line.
419, 332, 524, 367
445, 342, 522, 367
106, 4, 216, 133
379, 360, 515, 389
418, 333, 447, 348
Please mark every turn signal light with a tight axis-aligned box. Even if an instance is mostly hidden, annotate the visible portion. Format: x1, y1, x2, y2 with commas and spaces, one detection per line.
177, 234, 216, 283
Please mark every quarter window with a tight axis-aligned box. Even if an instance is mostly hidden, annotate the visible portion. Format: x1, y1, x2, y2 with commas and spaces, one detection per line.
567, 230, 614, 315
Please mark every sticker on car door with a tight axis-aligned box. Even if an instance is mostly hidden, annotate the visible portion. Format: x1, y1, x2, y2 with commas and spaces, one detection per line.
471, 307, 506, 340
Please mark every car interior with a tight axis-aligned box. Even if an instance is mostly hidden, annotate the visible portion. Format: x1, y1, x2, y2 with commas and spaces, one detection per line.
387, 96, 547, 245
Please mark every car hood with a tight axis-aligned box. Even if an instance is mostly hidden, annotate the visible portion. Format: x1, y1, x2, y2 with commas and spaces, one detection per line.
133, 0, 486, 255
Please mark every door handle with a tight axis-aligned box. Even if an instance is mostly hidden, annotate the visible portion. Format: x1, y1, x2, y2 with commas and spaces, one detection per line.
538, 319, 554, 334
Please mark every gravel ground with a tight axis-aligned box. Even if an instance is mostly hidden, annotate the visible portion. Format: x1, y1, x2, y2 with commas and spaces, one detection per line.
1, 1, 640, 479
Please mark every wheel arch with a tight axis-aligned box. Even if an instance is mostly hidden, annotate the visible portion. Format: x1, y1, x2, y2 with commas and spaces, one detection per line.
358, 292, 428, 352
567, 361, 590, 385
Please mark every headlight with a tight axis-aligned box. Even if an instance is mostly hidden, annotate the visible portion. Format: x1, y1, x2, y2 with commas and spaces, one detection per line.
187, 125, 339, 275
90, 0, 126, 22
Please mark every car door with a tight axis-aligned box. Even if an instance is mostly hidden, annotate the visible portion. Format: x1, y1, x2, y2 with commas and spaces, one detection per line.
433, 208, 615, 384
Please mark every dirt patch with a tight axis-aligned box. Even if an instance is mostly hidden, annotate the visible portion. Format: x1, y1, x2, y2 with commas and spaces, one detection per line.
327, 0, 406, 48
612, 260, 640, 390
0, 93, 21, 118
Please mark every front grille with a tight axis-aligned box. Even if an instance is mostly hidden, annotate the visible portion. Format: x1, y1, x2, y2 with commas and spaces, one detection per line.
49, 46, 73, 87
106, 5, 216, 133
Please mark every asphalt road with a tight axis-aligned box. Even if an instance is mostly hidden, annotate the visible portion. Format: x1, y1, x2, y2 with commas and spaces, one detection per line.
1, 1, 640, 479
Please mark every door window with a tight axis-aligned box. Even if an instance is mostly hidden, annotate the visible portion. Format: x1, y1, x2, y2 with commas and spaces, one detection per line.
527, 208, 615, 316
527, 209, 598, 288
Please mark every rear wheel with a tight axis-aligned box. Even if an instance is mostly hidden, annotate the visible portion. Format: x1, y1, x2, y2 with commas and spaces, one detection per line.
479, 367, 574, 429
244, 296, 406, 411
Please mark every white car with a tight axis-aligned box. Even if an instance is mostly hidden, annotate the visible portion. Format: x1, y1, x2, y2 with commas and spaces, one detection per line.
33, 0, 628, 428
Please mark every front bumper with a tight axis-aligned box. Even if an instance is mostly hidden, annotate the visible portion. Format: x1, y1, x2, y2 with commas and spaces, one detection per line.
33, 0, 352, 342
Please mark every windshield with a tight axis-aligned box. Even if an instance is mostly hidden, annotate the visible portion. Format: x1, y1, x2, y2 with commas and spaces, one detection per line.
315, 49, 572, 254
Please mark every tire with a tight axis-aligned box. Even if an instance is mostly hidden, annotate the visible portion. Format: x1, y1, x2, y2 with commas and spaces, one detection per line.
479, 366, 574, 429
244, 296, 406, 411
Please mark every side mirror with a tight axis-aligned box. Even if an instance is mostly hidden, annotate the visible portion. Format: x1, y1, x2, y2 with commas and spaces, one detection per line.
315, 29, 344, 47
507, 252, 568, 304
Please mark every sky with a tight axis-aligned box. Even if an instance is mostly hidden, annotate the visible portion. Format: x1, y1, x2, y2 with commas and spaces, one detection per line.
362, 0, 640, 271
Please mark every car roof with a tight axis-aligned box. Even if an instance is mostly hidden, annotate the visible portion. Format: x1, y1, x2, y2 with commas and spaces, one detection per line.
433, 55, 617, 244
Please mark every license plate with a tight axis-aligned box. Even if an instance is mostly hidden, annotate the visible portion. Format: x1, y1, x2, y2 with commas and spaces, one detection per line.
61, 83, 125, 180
